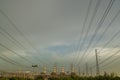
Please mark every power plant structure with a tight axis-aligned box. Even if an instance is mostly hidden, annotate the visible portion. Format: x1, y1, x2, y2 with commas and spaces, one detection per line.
51, 64, 57, 75
60, 66, 65, 76
71, 64, 76, 76
41, 65, 47, 75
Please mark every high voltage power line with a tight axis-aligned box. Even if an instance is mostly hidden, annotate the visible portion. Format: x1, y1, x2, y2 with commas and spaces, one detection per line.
0, 30, 25, 50
101, 55, 120, 70
93, 9, 120, 50
81, 0, 115, 64
85, 0, 120, 67
0, 56, 19, 66
76, 0, 102, 66
72, 0, 93, 64
74, 0, 119, 74
0, 43, 33, 64
100, 49, 120, 66
87, 43, 120, 67
85, 9, 120, 61
0, 26, 35, 65
0, 26, 26, 50
0, 53, 25, 67
98, 30, 120, 53
90, 44, 120, 71
0, 10, 51, 65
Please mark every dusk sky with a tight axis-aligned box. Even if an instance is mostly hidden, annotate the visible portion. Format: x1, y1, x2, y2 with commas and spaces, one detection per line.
0, 0, 120, 74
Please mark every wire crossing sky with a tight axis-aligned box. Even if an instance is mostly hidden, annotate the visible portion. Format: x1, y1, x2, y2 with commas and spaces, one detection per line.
0, 0, 120, 74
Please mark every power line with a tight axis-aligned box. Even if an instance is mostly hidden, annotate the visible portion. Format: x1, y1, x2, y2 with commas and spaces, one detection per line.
0, 26, 46, 66
96, 44, 120, 67
88, 43, 120, 66
0, 26, 37, 65
0, 26, 26, 50
0, 10, 50, 65
100, 49, 120, 67
0, 27, 47, 68
0, 53, 28, 67
84, 0, 115, 62
77, 0, 102, 65
72, 0, 93, 64
0, 31, 24, 50
85, 6, 120, 63
94, 9, 120, 49
0, 42, 33, 64
79, 0, 115, 67
99, 30, 120, 53
91, 44, 120, 69
85, 9, 120, 60
0, 56, 18, 66
0, 54, 29, 68
101, 52, 120, 70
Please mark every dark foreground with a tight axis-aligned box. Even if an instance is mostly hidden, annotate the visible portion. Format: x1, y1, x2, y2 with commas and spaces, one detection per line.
1, 75, 120, 80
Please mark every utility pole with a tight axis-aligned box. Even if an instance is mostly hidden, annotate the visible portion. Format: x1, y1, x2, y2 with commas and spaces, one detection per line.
86, 63, 88, 76
95, 49, 100, 75
90, 67, 92, 76
71, 64, 75, 73
71, 64, 76, 76
78, 66, 80, 76
43, 65, 47, 74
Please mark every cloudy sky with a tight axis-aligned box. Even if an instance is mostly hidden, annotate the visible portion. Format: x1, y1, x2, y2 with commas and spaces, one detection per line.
0, 0, 120, 74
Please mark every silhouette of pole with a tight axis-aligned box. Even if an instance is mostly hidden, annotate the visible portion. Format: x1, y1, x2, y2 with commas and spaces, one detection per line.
78, 66, 81, 76
95, 49, 100, 75
90, 67, 92, 76
86, 63, 88, 76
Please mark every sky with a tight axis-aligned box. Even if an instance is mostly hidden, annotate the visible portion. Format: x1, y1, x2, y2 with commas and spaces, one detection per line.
0, 0, 120, 74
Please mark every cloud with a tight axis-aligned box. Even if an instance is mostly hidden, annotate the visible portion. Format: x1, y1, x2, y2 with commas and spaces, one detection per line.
0, 0, 120, 73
